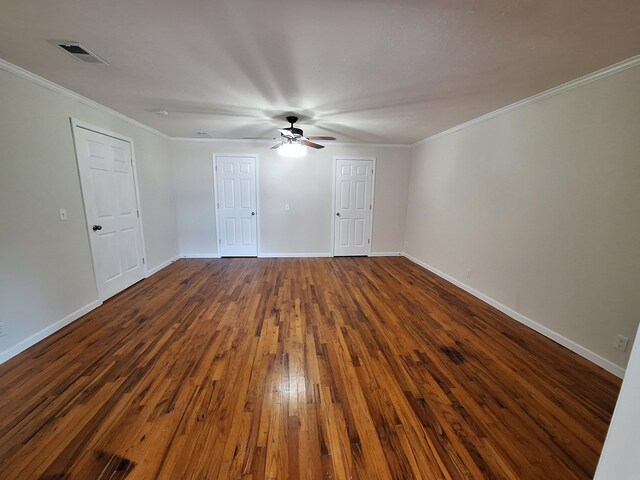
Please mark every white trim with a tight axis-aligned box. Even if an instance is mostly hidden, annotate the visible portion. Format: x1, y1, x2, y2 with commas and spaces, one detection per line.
212, 153, 260, 258
412, 54, 640, 147
402, 252, 626, 378
255, 157, 261, 257
0, 56, 405, 148
173, 137, 274, 144
329, 142, 411, 149
4, 54, 638, 150
128, 139, 149, 278
258, 253, 332, 258
180, 253, 221, 259
331, 158, 337, 256
71, 118, 136, 144
369, 252, 403, 257
369, 158, 377, 256
332, 157, 376, 257
0, 58, 169, 139
70, 118, 150, 298
171, 137, 411, 148
212, 154, 221, 259
0, 300, 101, 365
146, 255, 179, 276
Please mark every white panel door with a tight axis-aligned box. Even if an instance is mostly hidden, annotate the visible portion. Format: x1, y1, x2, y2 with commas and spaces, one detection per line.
334, 159, 373, 256
74, 126, 145, 300
216, 155, 258, 257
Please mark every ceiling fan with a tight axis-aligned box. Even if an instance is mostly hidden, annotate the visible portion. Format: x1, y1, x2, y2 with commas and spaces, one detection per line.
246, 116, 336, 156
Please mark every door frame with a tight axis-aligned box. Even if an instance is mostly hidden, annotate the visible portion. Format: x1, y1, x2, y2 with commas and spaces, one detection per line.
70, 118, 149, 300
212, 153, 261, 257
331, 156, 376, 257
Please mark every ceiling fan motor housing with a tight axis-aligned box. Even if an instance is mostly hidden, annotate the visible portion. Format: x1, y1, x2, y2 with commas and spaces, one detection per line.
286, 127, 303, 136
268, 115, 334, 149
284, 116, 303, 136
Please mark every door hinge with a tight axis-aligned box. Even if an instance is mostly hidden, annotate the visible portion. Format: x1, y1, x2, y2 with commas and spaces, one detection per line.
219, 239, 221, 245
371, 168, 374, 174
369, 204, 372, 210
142, 257, 145, 264
368, 239, 370, 244
137, 210, 140, 218
217, 202, 219, 208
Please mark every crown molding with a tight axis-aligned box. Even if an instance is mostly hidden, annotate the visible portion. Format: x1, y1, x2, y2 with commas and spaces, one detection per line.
331, 141, 412, 149
170, 137, 411, 148
0, 57, 170, 139
413, 54, 640, 147
171, 137, 274, 143
0, 57, 411, 148
5, 52, 638, 150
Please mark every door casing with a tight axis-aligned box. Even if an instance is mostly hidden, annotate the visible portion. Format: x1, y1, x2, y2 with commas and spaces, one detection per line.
70, 118, 148, 301
331, 156, 376, 256
212, 153, 260, 257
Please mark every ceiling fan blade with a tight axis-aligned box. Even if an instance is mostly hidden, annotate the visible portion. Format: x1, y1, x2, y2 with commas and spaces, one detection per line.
306, 136, 336, 141
303, 139, 325, 149
270, 143, 281, 149
278, 129, 295, 138
243, 137, 278, 140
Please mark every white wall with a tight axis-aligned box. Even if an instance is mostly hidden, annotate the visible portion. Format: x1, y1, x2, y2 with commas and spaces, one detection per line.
171, 141, 411, 257
0, 64, 178, 361
405, 64, 640, 373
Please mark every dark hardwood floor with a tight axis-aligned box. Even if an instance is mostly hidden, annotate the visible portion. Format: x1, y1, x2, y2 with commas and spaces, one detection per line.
0, 257, 621, 479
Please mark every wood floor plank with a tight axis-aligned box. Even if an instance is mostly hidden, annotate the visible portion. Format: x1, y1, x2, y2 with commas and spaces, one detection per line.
0, 257, 621, 479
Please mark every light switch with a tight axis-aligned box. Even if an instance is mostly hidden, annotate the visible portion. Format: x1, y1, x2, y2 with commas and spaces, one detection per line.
59, 208, 68, 221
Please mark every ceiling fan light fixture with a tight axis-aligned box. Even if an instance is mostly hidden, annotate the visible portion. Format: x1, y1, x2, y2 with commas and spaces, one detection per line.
263, 116, 334, 154
278, 139, 306, 157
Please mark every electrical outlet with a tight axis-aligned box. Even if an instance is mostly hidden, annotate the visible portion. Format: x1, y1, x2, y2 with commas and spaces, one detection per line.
466, 269, 472, 279
284, 204, 290, 211
614, 334, 629, 352
59, 208, 68, 221
0, 321, 5, 337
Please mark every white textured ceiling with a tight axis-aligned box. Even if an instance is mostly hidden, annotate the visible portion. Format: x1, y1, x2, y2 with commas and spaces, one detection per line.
0, 0, 639, 143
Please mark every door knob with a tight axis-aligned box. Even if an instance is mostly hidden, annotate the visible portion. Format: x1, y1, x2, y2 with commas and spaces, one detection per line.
335, 212, 340, 217
251, 212, 256, 216
92, 225, 103, 231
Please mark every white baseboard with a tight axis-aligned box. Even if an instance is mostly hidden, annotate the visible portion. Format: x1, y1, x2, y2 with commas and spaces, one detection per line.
0, 299, 102, 365
180, 253, 221, 259
258, 253, 333, 258
369, 252, 403, 257
401, 253, 626, 378
146, 255, 179, 276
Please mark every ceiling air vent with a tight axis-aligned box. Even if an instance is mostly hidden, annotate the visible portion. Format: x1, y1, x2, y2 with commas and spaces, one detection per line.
50, 41, 109, 65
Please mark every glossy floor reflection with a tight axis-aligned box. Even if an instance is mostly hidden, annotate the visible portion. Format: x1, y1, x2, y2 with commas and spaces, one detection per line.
0, 257, 621, 479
